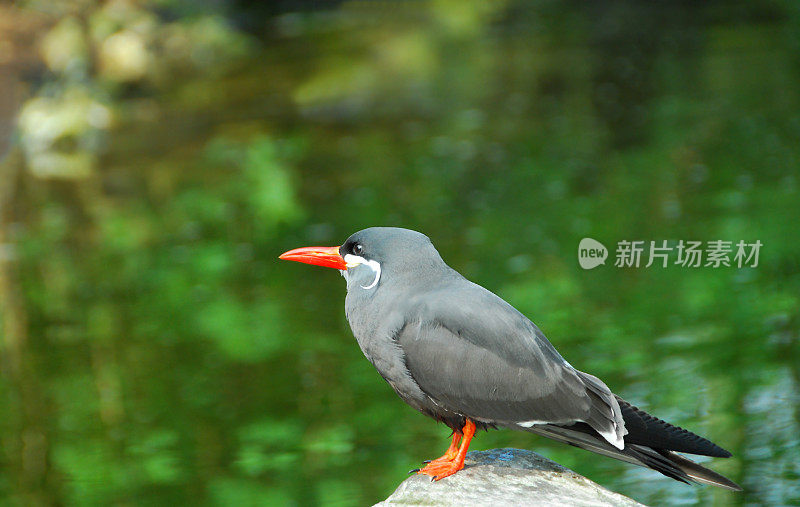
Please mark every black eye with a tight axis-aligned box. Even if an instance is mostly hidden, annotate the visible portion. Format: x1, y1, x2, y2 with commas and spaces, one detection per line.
353, 244, 363, 255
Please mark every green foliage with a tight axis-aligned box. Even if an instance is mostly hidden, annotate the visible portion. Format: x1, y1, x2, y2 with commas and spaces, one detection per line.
234, 418, 303, 476
2, 1, 799, 506
208, 477, 292, 506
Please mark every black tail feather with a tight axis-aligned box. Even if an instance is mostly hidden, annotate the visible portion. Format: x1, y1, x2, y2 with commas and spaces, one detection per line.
626, 444, 742, 490
658, 449, 742, 491
617, 396, 732, 458
519, 421, 741, 491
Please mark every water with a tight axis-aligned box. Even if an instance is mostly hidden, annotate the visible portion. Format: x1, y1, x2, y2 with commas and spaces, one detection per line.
1, 1, 798, 505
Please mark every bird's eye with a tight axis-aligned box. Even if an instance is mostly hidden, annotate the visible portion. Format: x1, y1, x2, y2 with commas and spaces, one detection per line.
353, 244, 363, 255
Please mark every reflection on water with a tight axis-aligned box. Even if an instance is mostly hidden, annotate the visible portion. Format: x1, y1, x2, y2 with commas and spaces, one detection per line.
1, 1, 798, 505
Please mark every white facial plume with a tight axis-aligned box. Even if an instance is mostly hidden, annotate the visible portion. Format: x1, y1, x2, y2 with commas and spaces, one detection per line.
343, 254, 382, 290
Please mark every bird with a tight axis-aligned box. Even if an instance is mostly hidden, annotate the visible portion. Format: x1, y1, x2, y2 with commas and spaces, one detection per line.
279, 227, 741, 490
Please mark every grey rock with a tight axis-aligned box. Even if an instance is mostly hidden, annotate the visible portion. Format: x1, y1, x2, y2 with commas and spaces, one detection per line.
377, 448, 644, 506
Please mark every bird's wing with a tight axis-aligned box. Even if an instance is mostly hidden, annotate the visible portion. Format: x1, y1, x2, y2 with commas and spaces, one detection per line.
396, 279, 627, 448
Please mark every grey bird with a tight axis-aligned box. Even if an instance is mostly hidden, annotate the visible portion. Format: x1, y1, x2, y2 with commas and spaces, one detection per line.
279, 227, 741, 490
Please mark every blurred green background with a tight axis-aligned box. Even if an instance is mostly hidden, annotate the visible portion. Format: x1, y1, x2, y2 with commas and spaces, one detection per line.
1, 0, 798, 505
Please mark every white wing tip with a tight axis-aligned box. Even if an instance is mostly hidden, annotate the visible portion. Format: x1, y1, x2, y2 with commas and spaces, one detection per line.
517, 420, 548, 428
597, 425, 626, 450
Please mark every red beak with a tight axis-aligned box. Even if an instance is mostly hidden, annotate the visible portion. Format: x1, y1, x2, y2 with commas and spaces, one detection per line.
279, 245, 347, 270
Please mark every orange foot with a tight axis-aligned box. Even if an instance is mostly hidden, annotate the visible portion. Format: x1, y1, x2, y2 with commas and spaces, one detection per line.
415, 419, 476, 481
416, 456, 464, 481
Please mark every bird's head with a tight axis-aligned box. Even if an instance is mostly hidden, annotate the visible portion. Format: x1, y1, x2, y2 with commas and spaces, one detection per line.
279, 227, 446, 292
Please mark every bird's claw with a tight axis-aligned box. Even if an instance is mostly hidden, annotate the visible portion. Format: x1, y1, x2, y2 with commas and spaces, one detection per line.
408, 468, 420, 474
415, 458, 464, 481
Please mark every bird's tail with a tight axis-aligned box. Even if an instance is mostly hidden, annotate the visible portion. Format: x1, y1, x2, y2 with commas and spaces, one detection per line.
519, 402, 742, 491
655, 448, 742, 490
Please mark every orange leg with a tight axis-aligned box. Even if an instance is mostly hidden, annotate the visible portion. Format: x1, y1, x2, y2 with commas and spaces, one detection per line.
416, 419, 476, 481
424, 432, 461, 465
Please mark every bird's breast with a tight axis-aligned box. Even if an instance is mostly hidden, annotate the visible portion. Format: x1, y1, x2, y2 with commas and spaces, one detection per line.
345, 292, 429, 405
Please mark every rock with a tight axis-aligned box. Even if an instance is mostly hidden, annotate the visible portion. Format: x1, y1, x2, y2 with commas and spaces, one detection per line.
376, 448, 644, 506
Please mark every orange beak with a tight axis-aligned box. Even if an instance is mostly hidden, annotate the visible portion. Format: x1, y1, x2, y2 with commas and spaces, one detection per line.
279, 245, 347, 270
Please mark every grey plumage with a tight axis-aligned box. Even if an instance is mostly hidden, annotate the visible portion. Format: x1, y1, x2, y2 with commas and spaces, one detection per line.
330, 227, 740, 490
